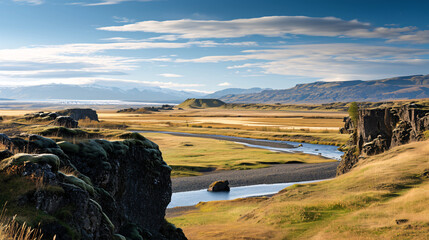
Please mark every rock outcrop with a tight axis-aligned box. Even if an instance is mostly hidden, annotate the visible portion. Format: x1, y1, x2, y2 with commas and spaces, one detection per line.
0, 133, 186, 240
52, 116, 79, 128
208, 180, 230, 192
57, 109, 99, 121
24, 112, 59, 121
337, 104, 429, 175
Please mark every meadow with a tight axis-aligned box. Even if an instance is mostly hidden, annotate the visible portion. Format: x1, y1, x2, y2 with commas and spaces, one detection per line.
142, 132, 335, 177
97, 108, 349, 146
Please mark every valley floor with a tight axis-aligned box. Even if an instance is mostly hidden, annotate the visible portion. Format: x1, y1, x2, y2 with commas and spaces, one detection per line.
171, 162, 338, 192
167, 140, 429, 240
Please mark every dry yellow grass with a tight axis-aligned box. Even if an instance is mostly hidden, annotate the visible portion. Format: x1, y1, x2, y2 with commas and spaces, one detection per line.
168, 140, 429, 239
0, 205, 45, 240
98, 109, 349, 145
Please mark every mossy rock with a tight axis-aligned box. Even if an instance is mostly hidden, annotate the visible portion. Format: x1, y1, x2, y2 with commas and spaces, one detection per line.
88, 199, 114, 232
94, 139, 129, 156
38, 127, 92, 139
77, 140, 108, 160
58, 141, 80, 154
117, 132, 147, 141
59, 172, 95, 196
29, 134, 57, 149
113, 234, 127, 240
0, 153, 61, 172
119, 223, 152, 240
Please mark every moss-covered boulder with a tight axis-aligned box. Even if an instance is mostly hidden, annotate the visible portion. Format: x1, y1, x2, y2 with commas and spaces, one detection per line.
0, 153, 60, 172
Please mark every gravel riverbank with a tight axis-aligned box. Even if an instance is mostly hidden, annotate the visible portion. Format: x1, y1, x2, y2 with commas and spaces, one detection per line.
172, 161, 339, 192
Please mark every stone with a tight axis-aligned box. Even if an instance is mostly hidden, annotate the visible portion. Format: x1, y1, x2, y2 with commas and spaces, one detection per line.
52, 116, 79, 128
208, 180, 230, 192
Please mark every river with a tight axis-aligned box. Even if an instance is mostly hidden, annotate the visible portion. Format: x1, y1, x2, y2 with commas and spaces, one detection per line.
137, 131, 343, 208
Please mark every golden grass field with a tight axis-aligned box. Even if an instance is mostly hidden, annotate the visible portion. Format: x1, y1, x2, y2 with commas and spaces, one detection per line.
167, 140, 429, 240
96, 109, 349, 146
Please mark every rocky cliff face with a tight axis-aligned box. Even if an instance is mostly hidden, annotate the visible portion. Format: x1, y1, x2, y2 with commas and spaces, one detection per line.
0, 132, 186, 240
337, 104, 429, 175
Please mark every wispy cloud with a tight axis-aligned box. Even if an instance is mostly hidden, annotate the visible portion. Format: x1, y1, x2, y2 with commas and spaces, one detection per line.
13, 0, 43, 5
98, 16, 416, 41
77, 0, 152, 6
158, 73, 183, 78
218, 82, 231, 86
0, 38, 263, 83
0, 77, 203, 89
175, 43, 429, 81
113, 16, 134, 23
388, 30, 429, 44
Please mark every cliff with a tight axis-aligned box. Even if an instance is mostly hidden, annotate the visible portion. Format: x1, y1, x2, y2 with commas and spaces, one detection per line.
0, 132, 186, 240
337, 104, 429, 175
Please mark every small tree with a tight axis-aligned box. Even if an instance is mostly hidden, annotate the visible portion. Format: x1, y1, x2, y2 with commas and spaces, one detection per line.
348, 102, 359, 125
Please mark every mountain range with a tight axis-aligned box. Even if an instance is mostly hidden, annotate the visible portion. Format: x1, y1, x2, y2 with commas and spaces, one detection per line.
217, 75, 429, 104
1, 74, 429, 104
0, 84, 204, 103
204, 87, 269, 99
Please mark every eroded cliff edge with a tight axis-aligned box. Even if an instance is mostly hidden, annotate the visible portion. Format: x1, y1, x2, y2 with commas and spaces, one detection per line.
337, 104, 429, 175
0, 132, 187, 240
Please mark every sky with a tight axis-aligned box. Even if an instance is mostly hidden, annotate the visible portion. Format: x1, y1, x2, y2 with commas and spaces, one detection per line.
1, 0, 429, 93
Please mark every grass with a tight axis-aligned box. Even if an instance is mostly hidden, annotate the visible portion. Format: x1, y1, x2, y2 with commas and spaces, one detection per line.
143, 132, 336, 177
0, 204, 46, 240
167, 140, 429, 239
98, 108, 349, 146
1, 108, 350, 146
0, 173, 76, 240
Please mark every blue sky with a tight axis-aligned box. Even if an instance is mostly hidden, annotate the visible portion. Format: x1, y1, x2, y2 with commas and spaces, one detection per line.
1, 0, 429, 93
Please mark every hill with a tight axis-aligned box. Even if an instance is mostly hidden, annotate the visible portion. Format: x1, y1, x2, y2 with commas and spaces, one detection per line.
205, 88, 268, 99
220, 74, 429, 104
177, 98, 226, 108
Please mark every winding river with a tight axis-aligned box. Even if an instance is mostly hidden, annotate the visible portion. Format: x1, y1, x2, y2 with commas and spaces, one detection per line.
137, 131, 343, 208
138, 131, 343, 160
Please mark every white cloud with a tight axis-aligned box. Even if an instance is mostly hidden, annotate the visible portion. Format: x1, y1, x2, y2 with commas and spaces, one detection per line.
78, 0, 152, 6
13, 0, 43, 5
218, 82, 231, 86
0, 39, 252, 80
98, 16, 415, 41
176, 43, 429, 81
388, 30, 429, 43
158, 73, 183, 78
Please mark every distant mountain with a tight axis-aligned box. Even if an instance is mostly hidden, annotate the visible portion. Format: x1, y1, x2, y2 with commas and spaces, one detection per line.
219, 75, 429, 104
0, 84, 204, 103
204, 87, 268, 99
